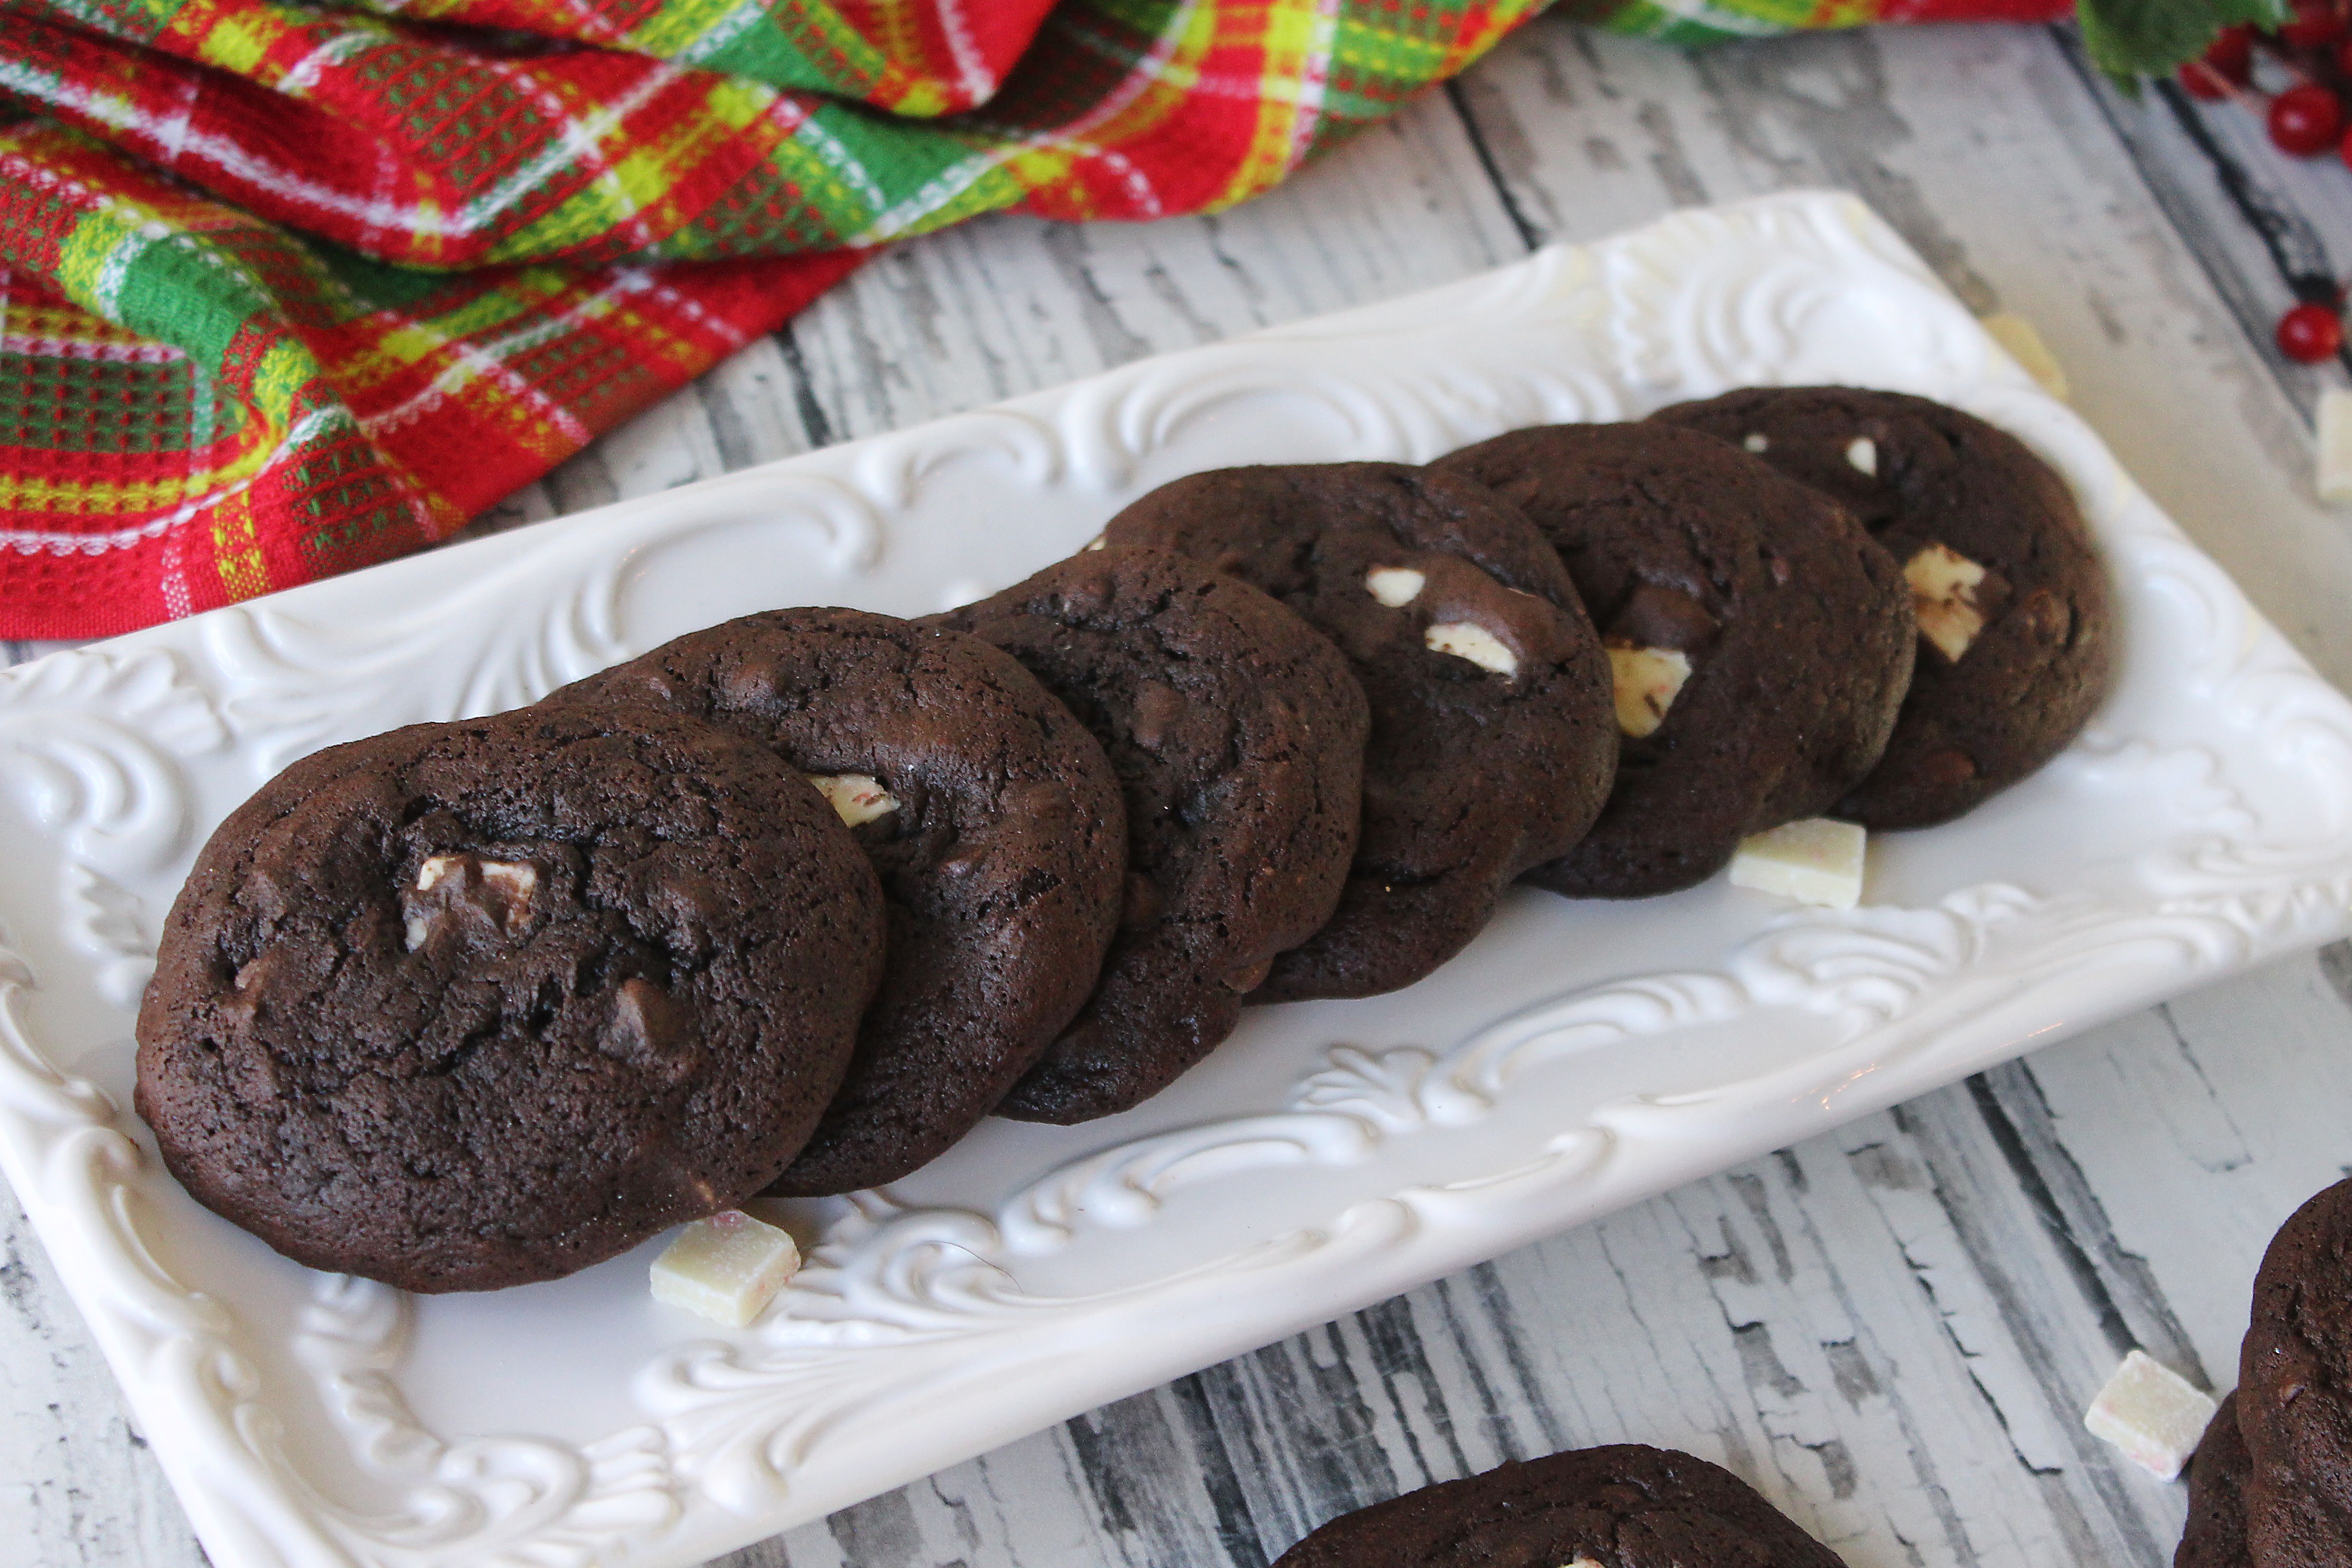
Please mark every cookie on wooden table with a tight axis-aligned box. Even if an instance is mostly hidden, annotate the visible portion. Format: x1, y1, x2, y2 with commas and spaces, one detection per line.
2236, 1176, 2352, 1568
935, 546, 1370, 1122
554, 608, 1126, 1193
1434, 422, 1915, 898
1651, 386, 2112, 828
135, 705, 885, 1293
1272, 1443, 1849, 1568
1101, 462, 1617, 1001
2176, 1392, 2252, 1568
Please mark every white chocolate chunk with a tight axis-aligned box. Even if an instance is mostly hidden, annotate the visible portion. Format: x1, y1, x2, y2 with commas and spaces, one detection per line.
650, 1209, 802, 1328
479, 861, 537, 903
1743, 432, 1769, 453
1424, 622, 1517, 676
1729, 818, 1866, 910
1364, 566, 1427, 607
2083, 1349, 2218, 1481
2319, 386, 2352, 505
806, 772, 900, 828
1905, 542, 1991, 663
1081, 533, 1108, 552
1981, 310, 2070, 400
406, 856, 538, 950
1605, 643, 1692, 739
1846, 436, 1878, 476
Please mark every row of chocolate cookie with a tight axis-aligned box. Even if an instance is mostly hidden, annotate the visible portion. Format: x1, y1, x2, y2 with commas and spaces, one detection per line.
129, 568, 1381, 1291
131, 386, 2112, 1294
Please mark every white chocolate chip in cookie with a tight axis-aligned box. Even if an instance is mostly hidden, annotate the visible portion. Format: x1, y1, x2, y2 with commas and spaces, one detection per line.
1364, 565, 1426, 607
406, 854, 539, 949
479, 861, 537, 905
1905, 542, 1991, 662
807, 772, 900, 828
650, 1209, 802, 1328
1730, 818, 1866, 909
1605, 640, 1692, 738
1847, 436, 1878, 476
1424, 621, 1518, 676
1743, 432, 1769, 454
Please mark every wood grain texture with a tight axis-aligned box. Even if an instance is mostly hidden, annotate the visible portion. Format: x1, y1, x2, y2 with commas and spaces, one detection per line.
8, 16, 2352, 1568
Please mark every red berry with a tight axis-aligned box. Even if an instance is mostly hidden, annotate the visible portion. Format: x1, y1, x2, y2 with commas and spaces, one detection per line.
2278, 302, 2344, 362
2281, 0, 2348, 48
2337, 34, 2352, 72
2211, 25, 2256, 75
2270, 83, 2344, 155
2181, 60, 2235, 98
2208, 22, 2257, 79
2342, 120, 2352, 167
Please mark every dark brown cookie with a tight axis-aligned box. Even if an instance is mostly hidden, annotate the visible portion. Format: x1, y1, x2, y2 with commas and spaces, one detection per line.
934, 546, 1370, 1122
1434, 423, 1915, 898
1652, 386, 2112, 828
2177, 1393, 2251, 1568
553, 608, 1126, 1193
2237, 1176, 2352, 1568
133, 705, 885, 1293
1101, 462, 1616, 1000
1272, 1444, 1848, 1568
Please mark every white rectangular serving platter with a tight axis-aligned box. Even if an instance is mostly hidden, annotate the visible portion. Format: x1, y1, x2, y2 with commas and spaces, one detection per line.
5, 190, 2352, 1568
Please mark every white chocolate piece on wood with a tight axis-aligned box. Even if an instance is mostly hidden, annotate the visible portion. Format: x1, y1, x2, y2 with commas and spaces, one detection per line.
1425, 622, 1517, 676
2082, 1350, 2218, 1481
1905, 543, 1991, 663
2318, 387, 2352, 505
650, 1210, 802, 1328
1846, 437, 1878, 477
1729, 819, 1867, 910
806, 773, 900, 827
1981, 311, 2070, 400
1606, 644, 1692, 738
1365, 566, 1426, 606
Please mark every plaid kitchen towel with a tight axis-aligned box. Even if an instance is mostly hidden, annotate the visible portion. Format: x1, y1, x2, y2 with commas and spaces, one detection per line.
0, 0, 2064, 638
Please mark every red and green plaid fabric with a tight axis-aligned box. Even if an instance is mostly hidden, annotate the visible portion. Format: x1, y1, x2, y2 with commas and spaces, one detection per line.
0, 0, 2065, 638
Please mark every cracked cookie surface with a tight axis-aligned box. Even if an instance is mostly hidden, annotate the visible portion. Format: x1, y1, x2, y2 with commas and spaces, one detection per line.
1103, 462, 1616, 1000
135, 704, 883, 1292
1272, 1443, 1849, 1568
938, 546, 1368, 1121
1437, 422, 1915, 898
1653, 386, 2111, 828
554, 607, 1126, 1192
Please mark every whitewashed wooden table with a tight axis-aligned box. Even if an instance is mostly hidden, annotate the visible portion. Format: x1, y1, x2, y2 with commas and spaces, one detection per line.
9, 14, 2352, 1566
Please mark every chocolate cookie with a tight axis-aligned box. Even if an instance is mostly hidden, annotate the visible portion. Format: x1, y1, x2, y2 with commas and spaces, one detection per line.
935, 546, 1370, 1122
134, 704, 885, 1293
1652, 386, 2112, 827
554, 608, 1126, 1192
2177, 1393, 2251, 1568
1434, 423, 1915, 898
1272, 1444, 1848, 1568
1101, 463, 1616, 1000
2236, 1176, 2352, 1568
